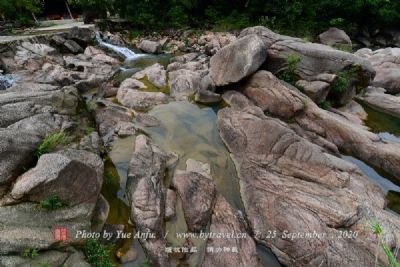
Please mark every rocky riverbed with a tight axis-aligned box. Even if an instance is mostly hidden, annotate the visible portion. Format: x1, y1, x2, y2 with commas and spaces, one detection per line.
0, 25, 400, 267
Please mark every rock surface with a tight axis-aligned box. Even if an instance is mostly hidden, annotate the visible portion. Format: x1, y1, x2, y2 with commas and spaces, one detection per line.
357, 86, 400, 119
217, 105, 400, 267
355, 48, 400, 94
139, 40, 161, 54
210, 34, 267, 86
318, 27, 352, 48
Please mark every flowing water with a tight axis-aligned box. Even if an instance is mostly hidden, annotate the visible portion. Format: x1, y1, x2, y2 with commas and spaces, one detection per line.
96, 32, 145, 60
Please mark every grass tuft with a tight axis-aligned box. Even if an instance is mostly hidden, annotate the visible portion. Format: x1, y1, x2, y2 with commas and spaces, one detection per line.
36, 132, 67, 157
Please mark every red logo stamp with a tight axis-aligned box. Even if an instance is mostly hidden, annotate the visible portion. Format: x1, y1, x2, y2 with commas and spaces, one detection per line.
53, 227, 68, 241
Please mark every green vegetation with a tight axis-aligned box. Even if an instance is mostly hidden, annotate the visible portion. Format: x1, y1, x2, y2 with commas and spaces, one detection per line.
2, 0, 400, 36
35, 132, 68, 157
83, 126, 95, 135
371, 222, 400, 267
320, 100, 332, 110
39, 195, 69, 210
278, 54, 302, 85
83, 239, 113, 267
330, 71, 349, 94
22, 248, 39, 258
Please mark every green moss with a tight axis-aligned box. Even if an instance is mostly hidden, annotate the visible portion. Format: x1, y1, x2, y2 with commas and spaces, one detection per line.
38, 196, 68, 210
36, 132, 68, 157
320, 100, 332, 110
138, 76, 170, 95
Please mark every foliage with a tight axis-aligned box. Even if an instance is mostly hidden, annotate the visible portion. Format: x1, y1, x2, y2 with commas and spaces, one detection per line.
278, 54, 302, 85
36, 132, 68, 157
83, 239, 113, 267
371, 222, 400, 267
0, 0, 43, 25
22, 248, 39, 258
39, 196, 68, 210
320, 100, 332, 110
330, 71, 349, 94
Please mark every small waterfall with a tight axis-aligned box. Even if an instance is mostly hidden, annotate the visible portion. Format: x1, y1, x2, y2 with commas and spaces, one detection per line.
0, 74, 14, 90
96, 32, 145, 60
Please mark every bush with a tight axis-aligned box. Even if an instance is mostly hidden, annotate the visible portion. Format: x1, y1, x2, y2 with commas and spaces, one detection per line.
83, 239, 113, 267
278, 54, 302, 85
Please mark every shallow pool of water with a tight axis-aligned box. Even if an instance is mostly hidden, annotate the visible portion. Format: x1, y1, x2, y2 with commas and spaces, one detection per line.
139, 101, 244, 211
362, 104, 400, 143
342, 155, 400, 214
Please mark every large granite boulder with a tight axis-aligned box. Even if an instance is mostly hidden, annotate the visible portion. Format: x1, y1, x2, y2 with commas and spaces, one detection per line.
210, 34, 267, 86
318, 27, 352, 48
217, 105, 400, 267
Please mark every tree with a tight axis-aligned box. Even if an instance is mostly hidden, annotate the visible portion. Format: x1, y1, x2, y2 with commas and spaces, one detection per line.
0, 0, 43, 25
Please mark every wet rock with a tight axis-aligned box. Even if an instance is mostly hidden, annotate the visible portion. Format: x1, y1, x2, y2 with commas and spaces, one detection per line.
135, 113, 161, 127
69, 26, 96, 45
318, 27, 352, 48
138, 40, 161, 54
195, 89, 221, 104
355, 48, 400, 94
3, 149, 103, 206
296, 80, 330, 104
126, 135, 169, 267
92, 194, 110, 232
242, 70, 305, 118
64, 39, 84, 54
20, 41, 56, 57
165, 189, 176, 220
357, 86, 400, 119
210, 34, 267, 86
101, 31, 126, 46
117, 86, 169, 111
172, 170, 216, 232
217, 106, 400, 267
133, 63, 167, 88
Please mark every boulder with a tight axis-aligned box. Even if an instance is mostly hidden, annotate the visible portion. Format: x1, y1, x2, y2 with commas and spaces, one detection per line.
117, 86, 169, 111
126, 135, 170, 267
355, 48, 400, 94
3, 149, 103, 206
64, 39, 84, 54
138, 40, 161, 54
240, 26, 375, 105
69, 26, 96, 45
210, 34, 267, 86
318, 27, 352, 48
242, 70, 305, 118
171, 159, 262, 267
222, 90, 254, 110
217, 106, 400, 266
296, 80, 330, 104
168, 69, 202, 100
133, 63, 167, 88
0, 129, 41, 189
